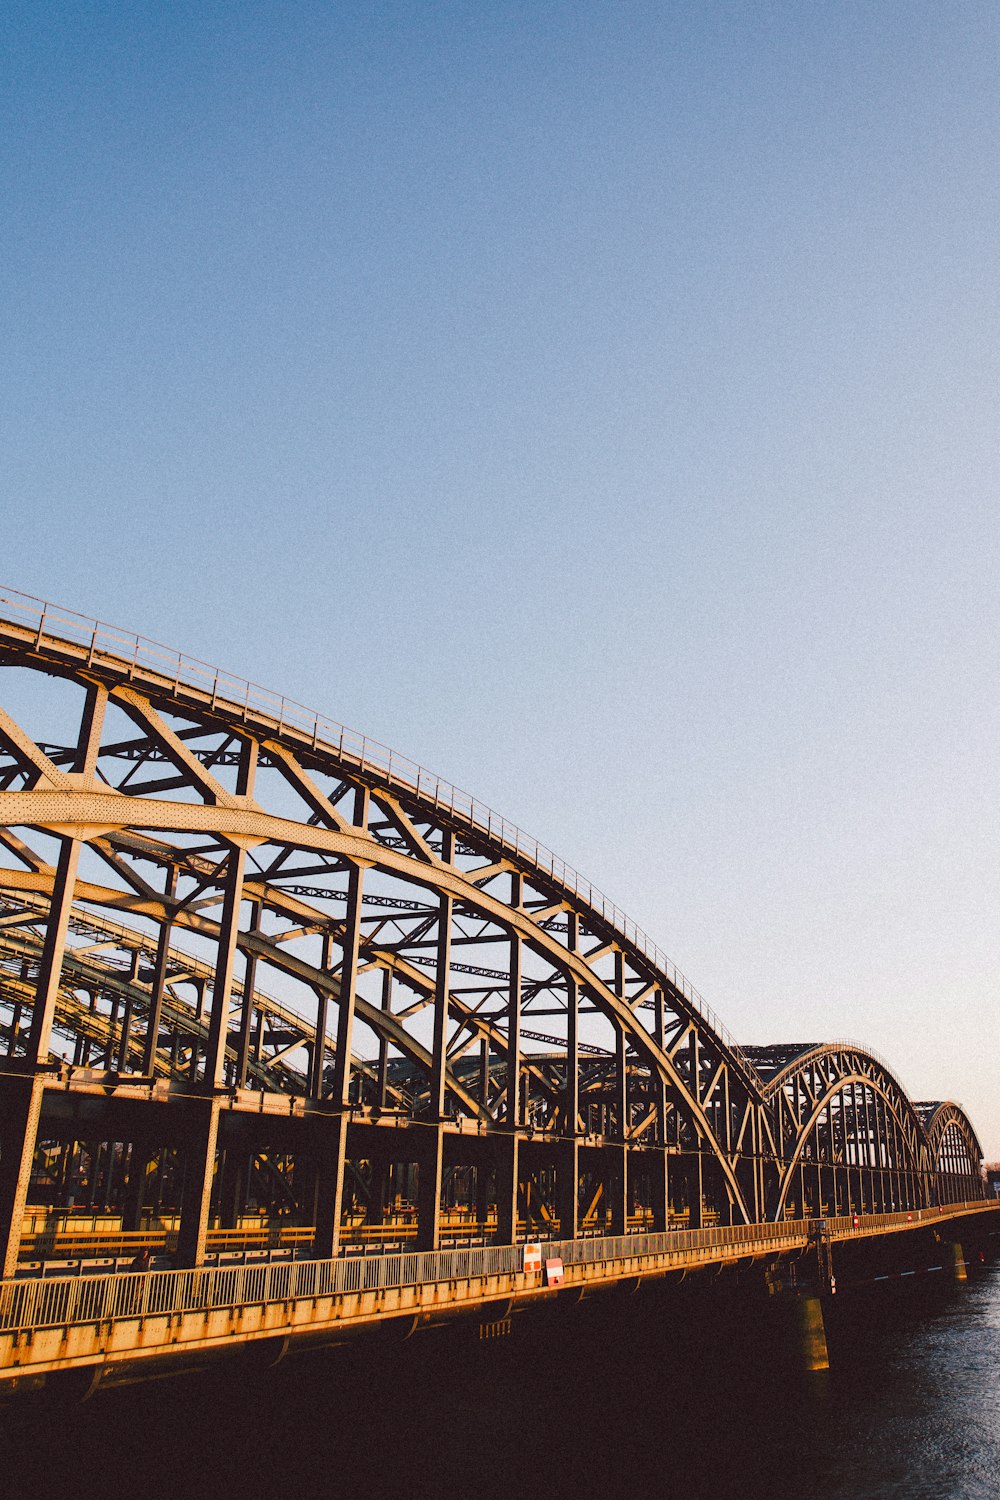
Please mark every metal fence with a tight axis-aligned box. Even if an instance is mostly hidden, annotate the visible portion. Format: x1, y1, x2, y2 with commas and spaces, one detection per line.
1, 1204, 990, 1339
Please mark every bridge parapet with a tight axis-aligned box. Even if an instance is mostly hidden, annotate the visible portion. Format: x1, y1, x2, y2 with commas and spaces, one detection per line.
1, 1203, 995, 1396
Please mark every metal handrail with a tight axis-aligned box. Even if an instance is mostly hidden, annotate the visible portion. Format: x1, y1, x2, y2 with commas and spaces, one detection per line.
0, 585, 756, 1079
0, 1203, 992, 1339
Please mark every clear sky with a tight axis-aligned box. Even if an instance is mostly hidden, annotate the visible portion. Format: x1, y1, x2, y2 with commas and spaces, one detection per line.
2, 2, 998, 1151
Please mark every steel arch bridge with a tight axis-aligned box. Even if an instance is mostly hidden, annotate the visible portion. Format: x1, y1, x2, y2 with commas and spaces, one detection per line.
0, 588, 986, 1276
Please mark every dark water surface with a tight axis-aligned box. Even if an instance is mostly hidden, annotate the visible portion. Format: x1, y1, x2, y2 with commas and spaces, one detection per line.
4, 1263, 999, 1500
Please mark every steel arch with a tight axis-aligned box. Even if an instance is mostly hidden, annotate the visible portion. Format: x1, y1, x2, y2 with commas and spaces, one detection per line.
915, 1102, 984, 1204
0, 589, 988, 1273
749, 1043, 928, 1218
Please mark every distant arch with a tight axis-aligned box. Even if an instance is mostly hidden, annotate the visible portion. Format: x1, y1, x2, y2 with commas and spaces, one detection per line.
915, 1102, 983, 1205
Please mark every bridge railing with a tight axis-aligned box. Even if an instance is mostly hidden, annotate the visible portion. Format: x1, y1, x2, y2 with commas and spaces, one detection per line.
1, 1204, 991, 1339
0, 585, 754, 1080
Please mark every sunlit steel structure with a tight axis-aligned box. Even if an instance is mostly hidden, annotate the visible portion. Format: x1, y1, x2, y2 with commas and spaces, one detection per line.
0, 589, 986, 1278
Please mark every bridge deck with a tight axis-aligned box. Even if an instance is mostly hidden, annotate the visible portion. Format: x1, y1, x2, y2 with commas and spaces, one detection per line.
1, 1202, 994, 1393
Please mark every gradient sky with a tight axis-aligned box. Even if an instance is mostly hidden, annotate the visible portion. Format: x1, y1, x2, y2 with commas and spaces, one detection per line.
2, 2, 998, 1151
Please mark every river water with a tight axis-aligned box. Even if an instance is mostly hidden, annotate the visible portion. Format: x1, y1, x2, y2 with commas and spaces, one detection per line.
3, 1259, 999, 1500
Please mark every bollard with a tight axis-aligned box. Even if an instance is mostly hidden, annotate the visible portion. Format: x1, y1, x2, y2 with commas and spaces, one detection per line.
796, 1293, 830, 1372
949, 1242, 967, 1283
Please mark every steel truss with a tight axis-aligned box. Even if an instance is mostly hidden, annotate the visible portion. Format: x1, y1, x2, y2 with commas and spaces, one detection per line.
0, 589, 987, 1274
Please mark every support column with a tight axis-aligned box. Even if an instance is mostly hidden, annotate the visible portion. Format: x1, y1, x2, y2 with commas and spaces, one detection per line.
416, 1126, 445, 1251
650, 988, 671, 1230
26, 836, 81, 1065
0, 1076, 46, 1278
557, 1140, 579, 1239
175, 1097, 222, 1268
313, 851, 367, 1259
558, 920, 581, 1239
474, 1161, 491, 1237
795, 1294, 830, 1372
204, 741, 257, 1087
419, 840, 452, 1252
649, 1150, 669, 1233
608, 955, 629, 1235
141, 879, 175, 1076
235, 904, 261, 1091
204, 846, 248, 1088
689, 1147, 703, 1229
496, 876, 522, 1246
495, 1132, 519, 1245
376, 968, 392, 1109
370, 1154, 392, 1225
122, 1141, 153, 1231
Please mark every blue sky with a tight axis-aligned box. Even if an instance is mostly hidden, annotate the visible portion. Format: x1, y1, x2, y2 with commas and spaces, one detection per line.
2, 2, 999, 1150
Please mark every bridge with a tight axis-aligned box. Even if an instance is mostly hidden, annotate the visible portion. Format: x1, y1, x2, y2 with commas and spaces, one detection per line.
0, 586, 992, 1393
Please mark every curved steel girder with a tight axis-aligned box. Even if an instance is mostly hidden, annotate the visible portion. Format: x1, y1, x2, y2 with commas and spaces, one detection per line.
772, 1066, 926, 1218
0, 867, 487, 1120
0, 869, 532, 1117
920, 1101, 984, 1169
0, 918, 382, 1097
0, 866, 542, 1119
762, 1042, 915, 1109
0, 786, 753, 1219
0, 622, 757, 1088
763, 1041, 924, 1158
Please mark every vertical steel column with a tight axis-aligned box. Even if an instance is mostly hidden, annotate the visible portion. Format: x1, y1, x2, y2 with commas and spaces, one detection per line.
689, 1029, 703, 1228
862, 1084, 875, 1211
1, 833, 83, 1277
26, 836, 81, 1065
313, 849, 367, 1259
103, 994, 119, 1070
418, 831, 453, 1251
0, 1075, 46, 1278
203, 846, 248, 1088
6, 964, 25, 1056
649, 986, 670, 1230
116, 952, 140, 1072
496, 873, 522, 1245
74, 681, 108, 776
234, 903, 261, 1091
204, 739, 257, 1086
608, 952, 628, 1235
417, 1126, 445, 1252
176, 745, 256, 1266
557, 913, 580, 1238
376, 967, 391, 1110
141, 878, 175, 1076
174, 1097, 222, 1267
309, 933, 332, 1100
122, 1138, 153, 1230
429, 833, 454, 1120
478, 1035, 490, 1109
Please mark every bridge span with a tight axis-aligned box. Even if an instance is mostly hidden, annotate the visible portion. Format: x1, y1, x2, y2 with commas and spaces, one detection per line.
0, 587, 992, 1391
